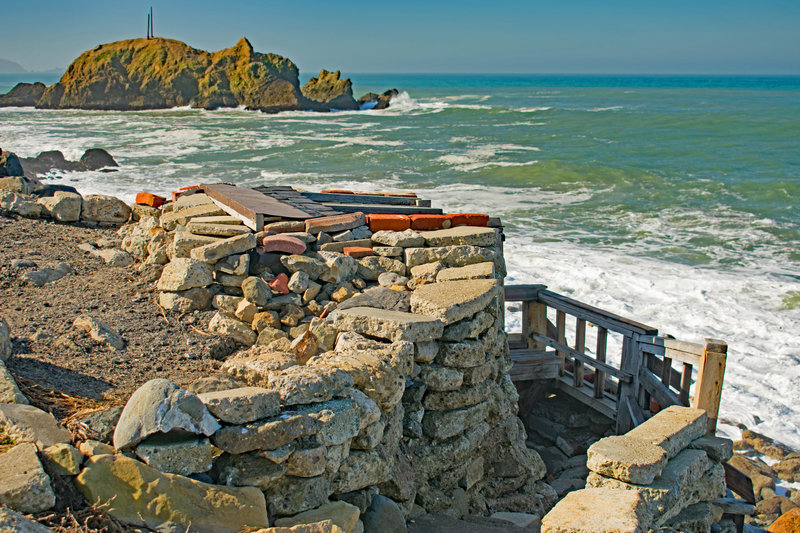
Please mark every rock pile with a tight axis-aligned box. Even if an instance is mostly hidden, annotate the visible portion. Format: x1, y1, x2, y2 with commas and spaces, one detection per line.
541, 406, 739, 532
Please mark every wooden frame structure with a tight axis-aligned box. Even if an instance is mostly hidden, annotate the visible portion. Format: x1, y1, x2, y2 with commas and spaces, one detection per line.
505, 284, 727, 434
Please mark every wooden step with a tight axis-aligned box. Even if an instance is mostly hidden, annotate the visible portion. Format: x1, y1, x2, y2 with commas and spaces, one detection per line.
509, 349, 559, 381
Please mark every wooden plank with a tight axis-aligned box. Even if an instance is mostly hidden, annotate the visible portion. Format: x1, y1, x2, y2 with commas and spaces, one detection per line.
504, 284, 546, 302
531, 333, 632, 381
509, 349, 560, 381
594, 327, 608, 399
507, 333, 525, 351
538, 290, 658, 336
529, 302, 548, 350
415, 199, 432, 207
680, 362, 692, 406
639, 367, 680, 409
202, 183, 313, 230
638, 337, 704, 366
694, 343, 728, 434
556, 310, 567, 375
303, 191, 420, 206
625, 395, 646, 427
616, 335, 643, 433
321, 203, 443, 215
556, 375, 617, 420
574, 318, 586, 387
723, 462, 756, 505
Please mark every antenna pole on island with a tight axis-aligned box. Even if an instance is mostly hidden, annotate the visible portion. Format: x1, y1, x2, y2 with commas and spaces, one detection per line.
150, 7, 154, 38
146, 13, 151, 39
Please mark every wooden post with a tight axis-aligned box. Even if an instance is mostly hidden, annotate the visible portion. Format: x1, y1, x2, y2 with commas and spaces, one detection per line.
594, 326, 608, 398
693, 339, 727, 434
556, 310, 566, 375
616, 334, 644, 433
573, 318, 586, 387
527, 302, 548, 350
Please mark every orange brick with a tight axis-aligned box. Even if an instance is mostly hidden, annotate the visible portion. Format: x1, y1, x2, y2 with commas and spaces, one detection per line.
410, 214, 451, 231
135, 192, 166, 208
343, 246, 374, 258
172, 186, 201, 202
447, 213, 490, 227
320, 189, 354, 194
367, 214, 411, 232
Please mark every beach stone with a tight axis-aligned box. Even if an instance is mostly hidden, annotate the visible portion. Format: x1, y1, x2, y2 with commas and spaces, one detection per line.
411, 278, 499, 325
0, 507, 53, 533
209, 312, 257, 345
184, 375, 247, 395
80, 194, 131, 224
263, 234, 308, 255
42, 442, 83, 475
441, 310, 494, 342
0, 443, 55, 514
490, 512, 541, 529
289, 271, 311, 293
253, 311, 281, 332
373, 246, 402, 258
0, 403, 70, 449
241, 276, 272, 306
281, 255, 328, 280
173, 231, 221, 257
423, 226, 497, 247
0, 361, 27, 404
157, 258, 213, 291
331, 307, 443, 342
419, 364, 463, 392
0, 191, 41, 218
78, 439, 115, 457
269, 365, 355, 406
73, 314, 125, 350
75, 454, 269, 532
255, 325, 290, 346
774, 457, 800, 482
274, 501, 360, 532
199, 386, 281, 424
22, 262, 72, 286
135, 436, 214, 476
333, 449, 391, 494
285, 446, 328, 478
437, 261, 495, 282
264, 475, 332, 517
187, 222, 251, 237
159, 287, 213, 313
189, 215, 246, 225
361, 495, 405, 533
422, 401, 490, 440
318, 251, 358, 283
337, 287, 411, 313
333, 230, 355, 242
298, 398, 362, 446
405, 245, 496, 268
235, 299, 259, 323
541, 488, 649, 533
0, 318, 10, 361
77, 406, 123, 443
219, 347, 295, 385
690, 435, 734, 462
378, 272, 408, 287
112, 378, 220, 451
372, 229, 424, 247
306, 212, 366, 234
0, 176, 29, 193
214, 452, 287, 490
320, 239, 372, 253
414, 340, 438, 363
424, 382, 491, 411
161, 203, 226, 230
37, 191, 82, 222
769, 508, 800, 533
586, 435, 668, 484
94, 247, 135, 266
212, 412, 316, 454
626, 405, 707, 459
436, 339, 486, 368
214, 294, 244, 315
728, 454, 777, 496
191, 233, 257, 263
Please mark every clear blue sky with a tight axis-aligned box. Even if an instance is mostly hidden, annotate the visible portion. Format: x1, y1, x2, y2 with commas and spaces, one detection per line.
3, 0, 799, 74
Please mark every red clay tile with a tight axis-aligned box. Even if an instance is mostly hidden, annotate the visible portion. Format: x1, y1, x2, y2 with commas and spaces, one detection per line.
410, 214, 451, 230
135, 192, 166, 208
343, 246, 374, 258
320, 189, 354, 194
367, 214, 411, 232
261, 235, 307, 255
268, 273, 290, 295
171, 186, 201, 202
305, 212, 366, 234
447, 213, 490, 227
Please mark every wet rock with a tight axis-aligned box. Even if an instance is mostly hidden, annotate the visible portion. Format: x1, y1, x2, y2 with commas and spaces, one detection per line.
80, 148, 118, 170
113, 378, 220, 451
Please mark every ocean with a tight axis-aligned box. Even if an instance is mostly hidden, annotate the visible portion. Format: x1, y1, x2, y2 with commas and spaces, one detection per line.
1, 73, 799, 450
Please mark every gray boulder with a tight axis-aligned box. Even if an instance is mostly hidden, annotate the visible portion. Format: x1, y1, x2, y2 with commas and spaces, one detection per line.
362, 495, 406, 533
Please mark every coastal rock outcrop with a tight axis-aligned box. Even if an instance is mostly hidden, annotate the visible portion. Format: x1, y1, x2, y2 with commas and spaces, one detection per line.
19, 149, 118, 178
31, 37, 373, 113
357, 89, 399, 110
0, 82, 46, 107
302, 70, 359, 111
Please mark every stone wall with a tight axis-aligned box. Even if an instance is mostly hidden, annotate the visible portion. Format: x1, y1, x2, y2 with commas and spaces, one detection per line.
51, 192, 555, 531
541, 405, 733, 533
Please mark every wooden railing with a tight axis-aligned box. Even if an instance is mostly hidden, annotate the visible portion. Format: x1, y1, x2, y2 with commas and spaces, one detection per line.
505, 285, 728, 434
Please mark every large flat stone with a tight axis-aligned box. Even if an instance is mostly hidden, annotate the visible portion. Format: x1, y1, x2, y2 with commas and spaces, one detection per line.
337, 287, 411, 313
404, 245, 496, 268
587, 435, 668, 485
436, 339, 487, 368
422, 226, 498, 247
626, 405, 707, 459
0, 507, 53, 533
422, 400, 490, 440
541, 488, 650, 533
75, 454, 269, 532
173, 231, 222, 258
0, 442, 55, 514
157, 257, 213, 291
214, 452, 287, 490
0, 403, 70, 449
0, 360, 27, 404
273, 501, 360, 533
410, 278, 499, 325
331, 307, 444, 342
306, 212, 366, 234
436, 261, 495, 282
213, 412, 316, 454
199, 386, 281, 424
191, 233, 257, 264
263, 475, 331, 517
161, 202, 226, 230
135, 436, 214, 476
268, 365, 355, 406
187, 221, 252, 237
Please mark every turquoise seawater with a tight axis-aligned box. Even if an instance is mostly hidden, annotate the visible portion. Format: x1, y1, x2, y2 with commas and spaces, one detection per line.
1, 74, 799, 447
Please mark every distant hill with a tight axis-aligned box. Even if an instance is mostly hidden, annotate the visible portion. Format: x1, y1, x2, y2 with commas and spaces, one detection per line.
0, 58, 26, 74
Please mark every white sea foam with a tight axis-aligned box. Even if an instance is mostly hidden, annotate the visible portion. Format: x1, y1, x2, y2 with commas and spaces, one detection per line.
518, 106, 552, 112
436, 143, 541, 171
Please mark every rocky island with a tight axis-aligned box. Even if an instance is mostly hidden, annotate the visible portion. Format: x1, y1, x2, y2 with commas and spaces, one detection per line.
0, 37, 396, 113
